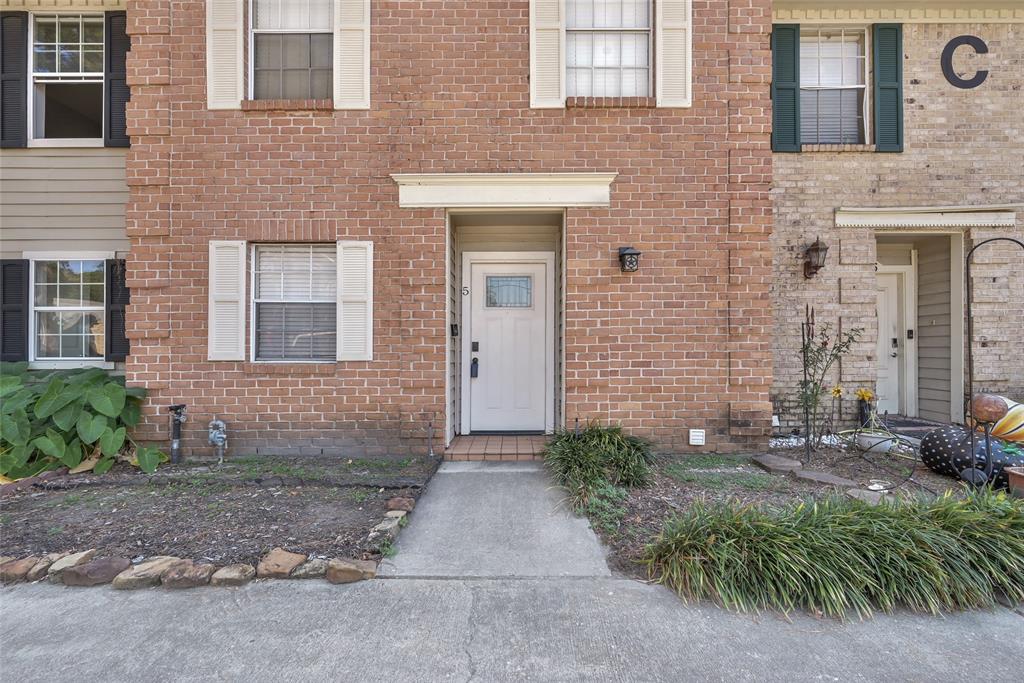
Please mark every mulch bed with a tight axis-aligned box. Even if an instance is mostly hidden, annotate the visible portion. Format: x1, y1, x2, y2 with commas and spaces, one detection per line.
0, 455, 439, 565
594, 447, 965, 579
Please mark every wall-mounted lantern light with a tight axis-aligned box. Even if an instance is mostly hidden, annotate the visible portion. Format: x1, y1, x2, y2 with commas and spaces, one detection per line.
618, 246, 641, 272
803, 237, 829, 279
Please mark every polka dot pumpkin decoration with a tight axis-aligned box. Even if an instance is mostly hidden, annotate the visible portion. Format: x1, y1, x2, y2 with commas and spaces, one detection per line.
920, 426, 1024, 489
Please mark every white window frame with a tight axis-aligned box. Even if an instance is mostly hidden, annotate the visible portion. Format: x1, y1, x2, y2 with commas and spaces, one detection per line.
799, 25, 873, 146
26, 12, 106, 148
249, 243, 337, 364
247, 0, 334, 101
24, 251, 114, 369
565, 0, 653, 98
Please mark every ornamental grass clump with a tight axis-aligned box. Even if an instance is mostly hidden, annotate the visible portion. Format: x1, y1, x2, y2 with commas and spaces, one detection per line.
542, 422, 653, 509
642, 489, 1024, 619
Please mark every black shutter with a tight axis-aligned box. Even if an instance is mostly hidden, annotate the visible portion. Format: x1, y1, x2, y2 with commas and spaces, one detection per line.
873, 24, 904, 153
0, 12, 28, 149
104, 11, 130, 148
105, 259, 130, 361
0, 260, 29, 362
771, 24, 801, 153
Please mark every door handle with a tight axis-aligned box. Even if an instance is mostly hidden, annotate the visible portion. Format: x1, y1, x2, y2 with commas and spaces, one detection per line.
470, 357, 479, 378
890, 338, 899, 358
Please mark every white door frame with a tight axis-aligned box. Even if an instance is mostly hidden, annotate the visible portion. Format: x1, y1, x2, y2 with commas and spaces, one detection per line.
877, 259, 918, 417
460, 251, 555, 434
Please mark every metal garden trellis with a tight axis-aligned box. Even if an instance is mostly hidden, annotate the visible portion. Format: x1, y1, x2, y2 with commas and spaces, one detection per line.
964, 236, 1024, 485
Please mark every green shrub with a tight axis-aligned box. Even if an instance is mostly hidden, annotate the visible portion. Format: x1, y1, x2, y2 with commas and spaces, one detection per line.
543, 422, 652, 508
0, 363, 166, 478
642, 489, 1024, 618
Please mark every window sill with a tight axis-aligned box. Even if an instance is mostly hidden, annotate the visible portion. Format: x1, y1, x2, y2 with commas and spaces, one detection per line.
566, 96, 657, 109
800, 144, 877, 153
241, 99, 334, 112
27, 139, 105, 148
30, 360, 114, 370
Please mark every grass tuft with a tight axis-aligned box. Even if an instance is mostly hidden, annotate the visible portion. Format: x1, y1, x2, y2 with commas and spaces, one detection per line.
542, 422, 653, 509
642, 488, 1024, 618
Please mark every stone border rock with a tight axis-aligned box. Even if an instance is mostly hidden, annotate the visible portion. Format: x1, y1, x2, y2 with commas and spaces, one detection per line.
0, 495, 416, 591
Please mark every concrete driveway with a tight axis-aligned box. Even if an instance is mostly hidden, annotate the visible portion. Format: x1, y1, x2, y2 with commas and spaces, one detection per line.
2, 461, 1022, 681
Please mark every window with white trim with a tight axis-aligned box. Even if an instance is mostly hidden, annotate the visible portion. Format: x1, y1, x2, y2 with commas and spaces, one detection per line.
252, 244, 336, 361
250, 0, 333, 100
30, 13, 104, 141
800, 27, 869, 145
32, 259, 105, 360
566, 0, 651, 97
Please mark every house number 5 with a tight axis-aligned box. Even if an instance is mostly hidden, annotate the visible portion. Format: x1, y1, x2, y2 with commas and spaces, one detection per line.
462, 287, 470, 296
941, 35, 989, 89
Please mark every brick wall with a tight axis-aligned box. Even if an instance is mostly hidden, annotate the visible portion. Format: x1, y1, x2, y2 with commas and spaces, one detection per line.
123, 0, 774, 456
772, 23, 1024, 430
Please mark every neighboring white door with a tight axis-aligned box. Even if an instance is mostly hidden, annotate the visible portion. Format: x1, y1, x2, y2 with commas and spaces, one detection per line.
876, 272, 902, 415
465, 259, 549, 432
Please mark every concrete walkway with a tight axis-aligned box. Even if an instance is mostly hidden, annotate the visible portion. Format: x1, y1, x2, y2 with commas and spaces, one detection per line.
380, 461, 610, 578
2, 580, 1022, 681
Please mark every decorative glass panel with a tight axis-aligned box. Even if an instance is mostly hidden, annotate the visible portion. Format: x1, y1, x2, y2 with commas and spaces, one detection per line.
486, 276, 532, 308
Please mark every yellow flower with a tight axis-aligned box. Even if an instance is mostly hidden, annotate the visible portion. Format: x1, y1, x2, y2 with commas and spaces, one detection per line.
831, 385, 843, 398
855, 388, 875, 402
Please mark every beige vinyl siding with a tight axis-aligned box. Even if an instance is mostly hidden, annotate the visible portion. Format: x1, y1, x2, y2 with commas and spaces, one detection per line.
916, 236, 953, 423
0, 148, 129, 257
456, 224, 559, 252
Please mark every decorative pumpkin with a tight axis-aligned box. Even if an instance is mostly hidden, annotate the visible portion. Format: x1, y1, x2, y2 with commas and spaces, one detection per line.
971, 393, 1010, 424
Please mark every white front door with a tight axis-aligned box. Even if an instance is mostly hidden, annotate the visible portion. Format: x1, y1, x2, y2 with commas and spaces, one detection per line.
876, 272, 902, 415
465, 259, 549, 432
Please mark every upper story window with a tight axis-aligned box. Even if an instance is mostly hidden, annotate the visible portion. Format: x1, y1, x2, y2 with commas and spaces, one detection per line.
30, 14, 104, 141
566, 0, 651, 98
799, 27, 868, 145
251, 0, 333, 100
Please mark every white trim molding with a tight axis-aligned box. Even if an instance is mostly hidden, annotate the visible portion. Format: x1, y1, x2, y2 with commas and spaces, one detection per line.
391, 173, 617, 209
774, 2, 1024, 24
837, 206, 1017, 229
0, 1, 124, 8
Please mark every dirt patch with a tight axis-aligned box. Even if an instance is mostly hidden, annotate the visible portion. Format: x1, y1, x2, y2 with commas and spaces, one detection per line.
589, 448, 965, 579
0, 455, 438, 565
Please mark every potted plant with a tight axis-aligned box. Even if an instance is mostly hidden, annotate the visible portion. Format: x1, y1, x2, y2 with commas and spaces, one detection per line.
1006, 466, 1024, 498
851, 389, 901, 454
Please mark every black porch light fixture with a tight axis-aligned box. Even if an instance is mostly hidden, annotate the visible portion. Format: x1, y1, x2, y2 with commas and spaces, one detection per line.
618, 246, 641, 272
802, 237, 829, 279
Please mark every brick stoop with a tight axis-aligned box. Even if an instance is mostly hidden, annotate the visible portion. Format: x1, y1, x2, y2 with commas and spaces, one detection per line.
444, 435, 547, 462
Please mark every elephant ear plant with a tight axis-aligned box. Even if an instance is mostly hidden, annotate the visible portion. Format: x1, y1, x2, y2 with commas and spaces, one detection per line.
0, 363, 166, 479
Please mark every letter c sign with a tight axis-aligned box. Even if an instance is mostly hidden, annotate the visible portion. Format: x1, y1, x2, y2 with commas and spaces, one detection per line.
941, 35, 989, 89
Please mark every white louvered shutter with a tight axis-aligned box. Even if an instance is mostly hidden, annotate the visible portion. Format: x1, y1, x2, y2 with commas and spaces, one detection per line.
530, 0, 565, 108
334, 0, 371, 109
206, 0, 244, 109
208, 241, 247, 360
337, 241, 373, 361
656, 0, 692, 107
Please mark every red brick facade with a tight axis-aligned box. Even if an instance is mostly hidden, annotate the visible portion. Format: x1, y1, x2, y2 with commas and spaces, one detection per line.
123, 0, 773, 456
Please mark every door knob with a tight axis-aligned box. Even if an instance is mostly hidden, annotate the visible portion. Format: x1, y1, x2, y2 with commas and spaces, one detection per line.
470, 357, 479, 378
890, 338, 899, 357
